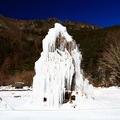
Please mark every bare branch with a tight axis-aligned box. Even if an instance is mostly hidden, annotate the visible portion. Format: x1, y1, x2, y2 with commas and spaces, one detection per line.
100, 39, 120, 79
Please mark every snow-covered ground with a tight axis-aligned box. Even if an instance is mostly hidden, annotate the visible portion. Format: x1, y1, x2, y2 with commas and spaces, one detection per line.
0, 86, 120, 120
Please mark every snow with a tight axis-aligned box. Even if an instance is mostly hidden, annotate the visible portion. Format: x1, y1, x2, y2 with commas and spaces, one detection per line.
0, 86, 120, 120
1, 109, 120, 120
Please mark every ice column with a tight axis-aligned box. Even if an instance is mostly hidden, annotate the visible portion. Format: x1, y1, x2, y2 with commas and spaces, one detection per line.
32, 23, 93, 108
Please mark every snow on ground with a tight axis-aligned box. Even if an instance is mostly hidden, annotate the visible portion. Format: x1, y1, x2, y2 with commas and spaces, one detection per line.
0, 86, 120, 120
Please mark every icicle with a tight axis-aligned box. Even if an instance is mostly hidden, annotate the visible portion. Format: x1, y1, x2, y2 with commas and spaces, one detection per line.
31, 23, 94, 108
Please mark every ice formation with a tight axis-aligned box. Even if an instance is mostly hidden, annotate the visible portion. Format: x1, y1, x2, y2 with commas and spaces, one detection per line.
31, 23, 93, 108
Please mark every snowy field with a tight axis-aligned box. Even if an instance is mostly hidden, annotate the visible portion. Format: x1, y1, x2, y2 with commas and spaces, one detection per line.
0, 86, 120, 120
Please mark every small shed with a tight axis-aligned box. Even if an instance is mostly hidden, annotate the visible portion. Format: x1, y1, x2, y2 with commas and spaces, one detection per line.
14, 82, 24, 89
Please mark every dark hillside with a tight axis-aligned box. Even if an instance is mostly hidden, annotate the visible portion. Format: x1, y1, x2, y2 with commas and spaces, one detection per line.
0, 15, 120, 87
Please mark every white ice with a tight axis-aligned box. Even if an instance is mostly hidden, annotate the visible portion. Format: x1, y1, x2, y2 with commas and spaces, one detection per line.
31, 23, 93, 108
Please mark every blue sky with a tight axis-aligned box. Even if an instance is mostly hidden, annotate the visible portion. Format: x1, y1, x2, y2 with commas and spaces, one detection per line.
0, 0, 120, 28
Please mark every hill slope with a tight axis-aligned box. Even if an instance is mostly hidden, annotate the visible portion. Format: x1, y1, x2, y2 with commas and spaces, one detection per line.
0, 15, 120, 87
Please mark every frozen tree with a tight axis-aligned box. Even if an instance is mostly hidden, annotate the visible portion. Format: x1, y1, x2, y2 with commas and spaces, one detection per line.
31, 23, 93, 108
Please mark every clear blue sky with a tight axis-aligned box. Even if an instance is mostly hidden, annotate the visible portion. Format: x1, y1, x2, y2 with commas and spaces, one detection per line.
0, 0, 120, 28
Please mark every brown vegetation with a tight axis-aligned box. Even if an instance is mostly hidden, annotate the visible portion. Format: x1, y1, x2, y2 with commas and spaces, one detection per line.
0, 15, 120, 87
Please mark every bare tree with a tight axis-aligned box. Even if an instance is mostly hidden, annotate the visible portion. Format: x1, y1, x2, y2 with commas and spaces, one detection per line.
100, 39, 120, 80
